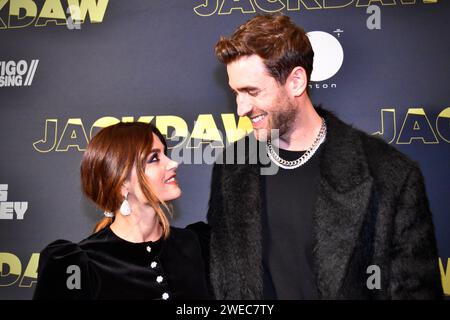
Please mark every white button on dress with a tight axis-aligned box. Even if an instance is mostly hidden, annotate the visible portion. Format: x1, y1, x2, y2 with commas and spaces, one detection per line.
162, 293, 169, 300
151, 261, 157, 268
156, 276, 163, 283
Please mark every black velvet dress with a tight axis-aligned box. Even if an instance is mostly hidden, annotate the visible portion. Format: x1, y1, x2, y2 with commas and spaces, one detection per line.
33, 225, 211, 300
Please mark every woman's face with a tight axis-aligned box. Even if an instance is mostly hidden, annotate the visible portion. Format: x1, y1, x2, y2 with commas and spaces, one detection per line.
128, 134, 181, 205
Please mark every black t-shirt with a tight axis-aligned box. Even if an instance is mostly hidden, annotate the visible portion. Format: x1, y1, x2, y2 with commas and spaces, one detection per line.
262, 145, 323, 299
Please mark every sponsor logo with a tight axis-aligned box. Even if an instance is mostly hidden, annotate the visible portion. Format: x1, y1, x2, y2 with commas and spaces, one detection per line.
0, 59, 38, 87
0, 184, 29, 220
308, 31, 343, 87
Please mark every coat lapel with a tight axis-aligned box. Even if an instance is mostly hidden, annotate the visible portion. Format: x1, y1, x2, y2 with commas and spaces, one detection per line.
211, 136, 264, 299
313, 109, 374, 299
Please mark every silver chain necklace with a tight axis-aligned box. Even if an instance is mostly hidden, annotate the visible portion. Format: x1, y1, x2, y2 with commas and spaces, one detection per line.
266, 117, 327, 170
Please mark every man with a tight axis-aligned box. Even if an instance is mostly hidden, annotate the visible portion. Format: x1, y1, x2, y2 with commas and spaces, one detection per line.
207, 14, 443, 299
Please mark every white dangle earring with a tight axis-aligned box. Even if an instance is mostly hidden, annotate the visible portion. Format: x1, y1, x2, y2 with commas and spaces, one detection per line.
119, 192, 131, 216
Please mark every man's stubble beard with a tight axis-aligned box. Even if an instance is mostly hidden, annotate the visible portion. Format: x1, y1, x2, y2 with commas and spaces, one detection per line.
254, 93, 297, 142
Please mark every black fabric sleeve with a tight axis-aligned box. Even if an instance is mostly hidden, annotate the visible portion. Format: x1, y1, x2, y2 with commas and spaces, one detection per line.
389, 166, 444, 299
33, 240, 99, 300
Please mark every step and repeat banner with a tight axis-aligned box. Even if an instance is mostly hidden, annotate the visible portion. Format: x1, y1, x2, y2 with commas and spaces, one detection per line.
0, 0, 449, 299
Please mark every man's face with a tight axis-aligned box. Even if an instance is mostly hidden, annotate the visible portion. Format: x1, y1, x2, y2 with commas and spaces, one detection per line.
226, 54, 297, 141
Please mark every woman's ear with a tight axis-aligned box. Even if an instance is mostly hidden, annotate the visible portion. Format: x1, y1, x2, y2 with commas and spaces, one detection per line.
121, 182, 129, 198
287, 66, 308, 97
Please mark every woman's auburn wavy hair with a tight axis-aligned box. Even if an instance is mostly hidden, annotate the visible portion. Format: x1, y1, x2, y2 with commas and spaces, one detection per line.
80, 122, 172, 238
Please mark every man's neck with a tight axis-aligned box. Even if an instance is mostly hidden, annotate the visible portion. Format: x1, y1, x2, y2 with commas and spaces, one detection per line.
277, 98, 322, 151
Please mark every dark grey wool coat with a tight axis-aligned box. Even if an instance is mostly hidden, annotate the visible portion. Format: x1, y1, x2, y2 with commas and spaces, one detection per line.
206, 107, 443, 300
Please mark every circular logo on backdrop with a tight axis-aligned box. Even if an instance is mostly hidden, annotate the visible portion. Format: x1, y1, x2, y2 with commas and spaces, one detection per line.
307, 31, 344, 82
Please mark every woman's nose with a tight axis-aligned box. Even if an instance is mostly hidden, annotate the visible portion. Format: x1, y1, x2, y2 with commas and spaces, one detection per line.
167, 159, 179, 171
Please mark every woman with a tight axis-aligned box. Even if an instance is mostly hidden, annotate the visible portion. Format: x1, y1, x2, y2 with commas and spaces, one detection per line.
33, 122, 210, 300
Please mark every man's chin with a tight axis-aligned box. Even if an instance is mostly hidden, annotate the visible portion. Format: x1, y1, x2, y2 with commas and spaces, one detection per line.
252, 128, 271, 142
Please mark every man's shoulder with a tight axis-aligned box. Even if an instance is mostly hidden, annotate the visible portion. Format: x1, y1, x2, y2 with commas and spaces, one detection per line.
360, 128, 417, 171
343, 121, 421, 184
322, 107, 417, 170
322, 107, 420, 181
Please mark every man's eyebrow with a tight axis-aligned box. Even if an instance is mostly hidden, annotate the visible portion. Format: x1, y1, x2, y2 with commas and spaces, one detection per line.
230, 86, 260, 92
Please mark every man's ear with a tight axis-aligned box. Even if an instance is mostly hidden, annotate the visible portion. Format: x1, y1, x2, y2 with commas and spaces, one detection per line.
286, 66, 308, 97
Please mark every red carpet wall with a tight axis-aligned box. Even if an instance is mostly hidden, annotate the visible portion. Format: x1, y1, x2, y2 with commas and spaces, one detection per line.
0, 0, 449, 299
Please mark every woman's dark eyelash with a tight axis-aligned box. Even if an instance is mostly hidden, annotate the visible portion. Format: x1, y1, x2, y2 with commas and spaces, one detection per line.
148, 154, 159, 162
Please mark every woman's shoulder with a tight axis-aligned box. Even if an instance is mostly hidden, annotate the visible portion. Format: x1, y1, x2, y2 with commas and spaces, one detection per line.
38, 239, 87, 266
38, 227, 111, 263
33, 231, 110, 300
169, 222, 210, 261
170, 221, 210, 242
184, 221, 210, 244
185, 221, 210, 234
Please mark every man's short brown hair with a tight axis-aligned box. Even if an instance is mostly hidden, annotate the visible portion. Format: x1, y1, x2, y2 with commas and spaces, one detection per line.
215, 14, 314, 85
